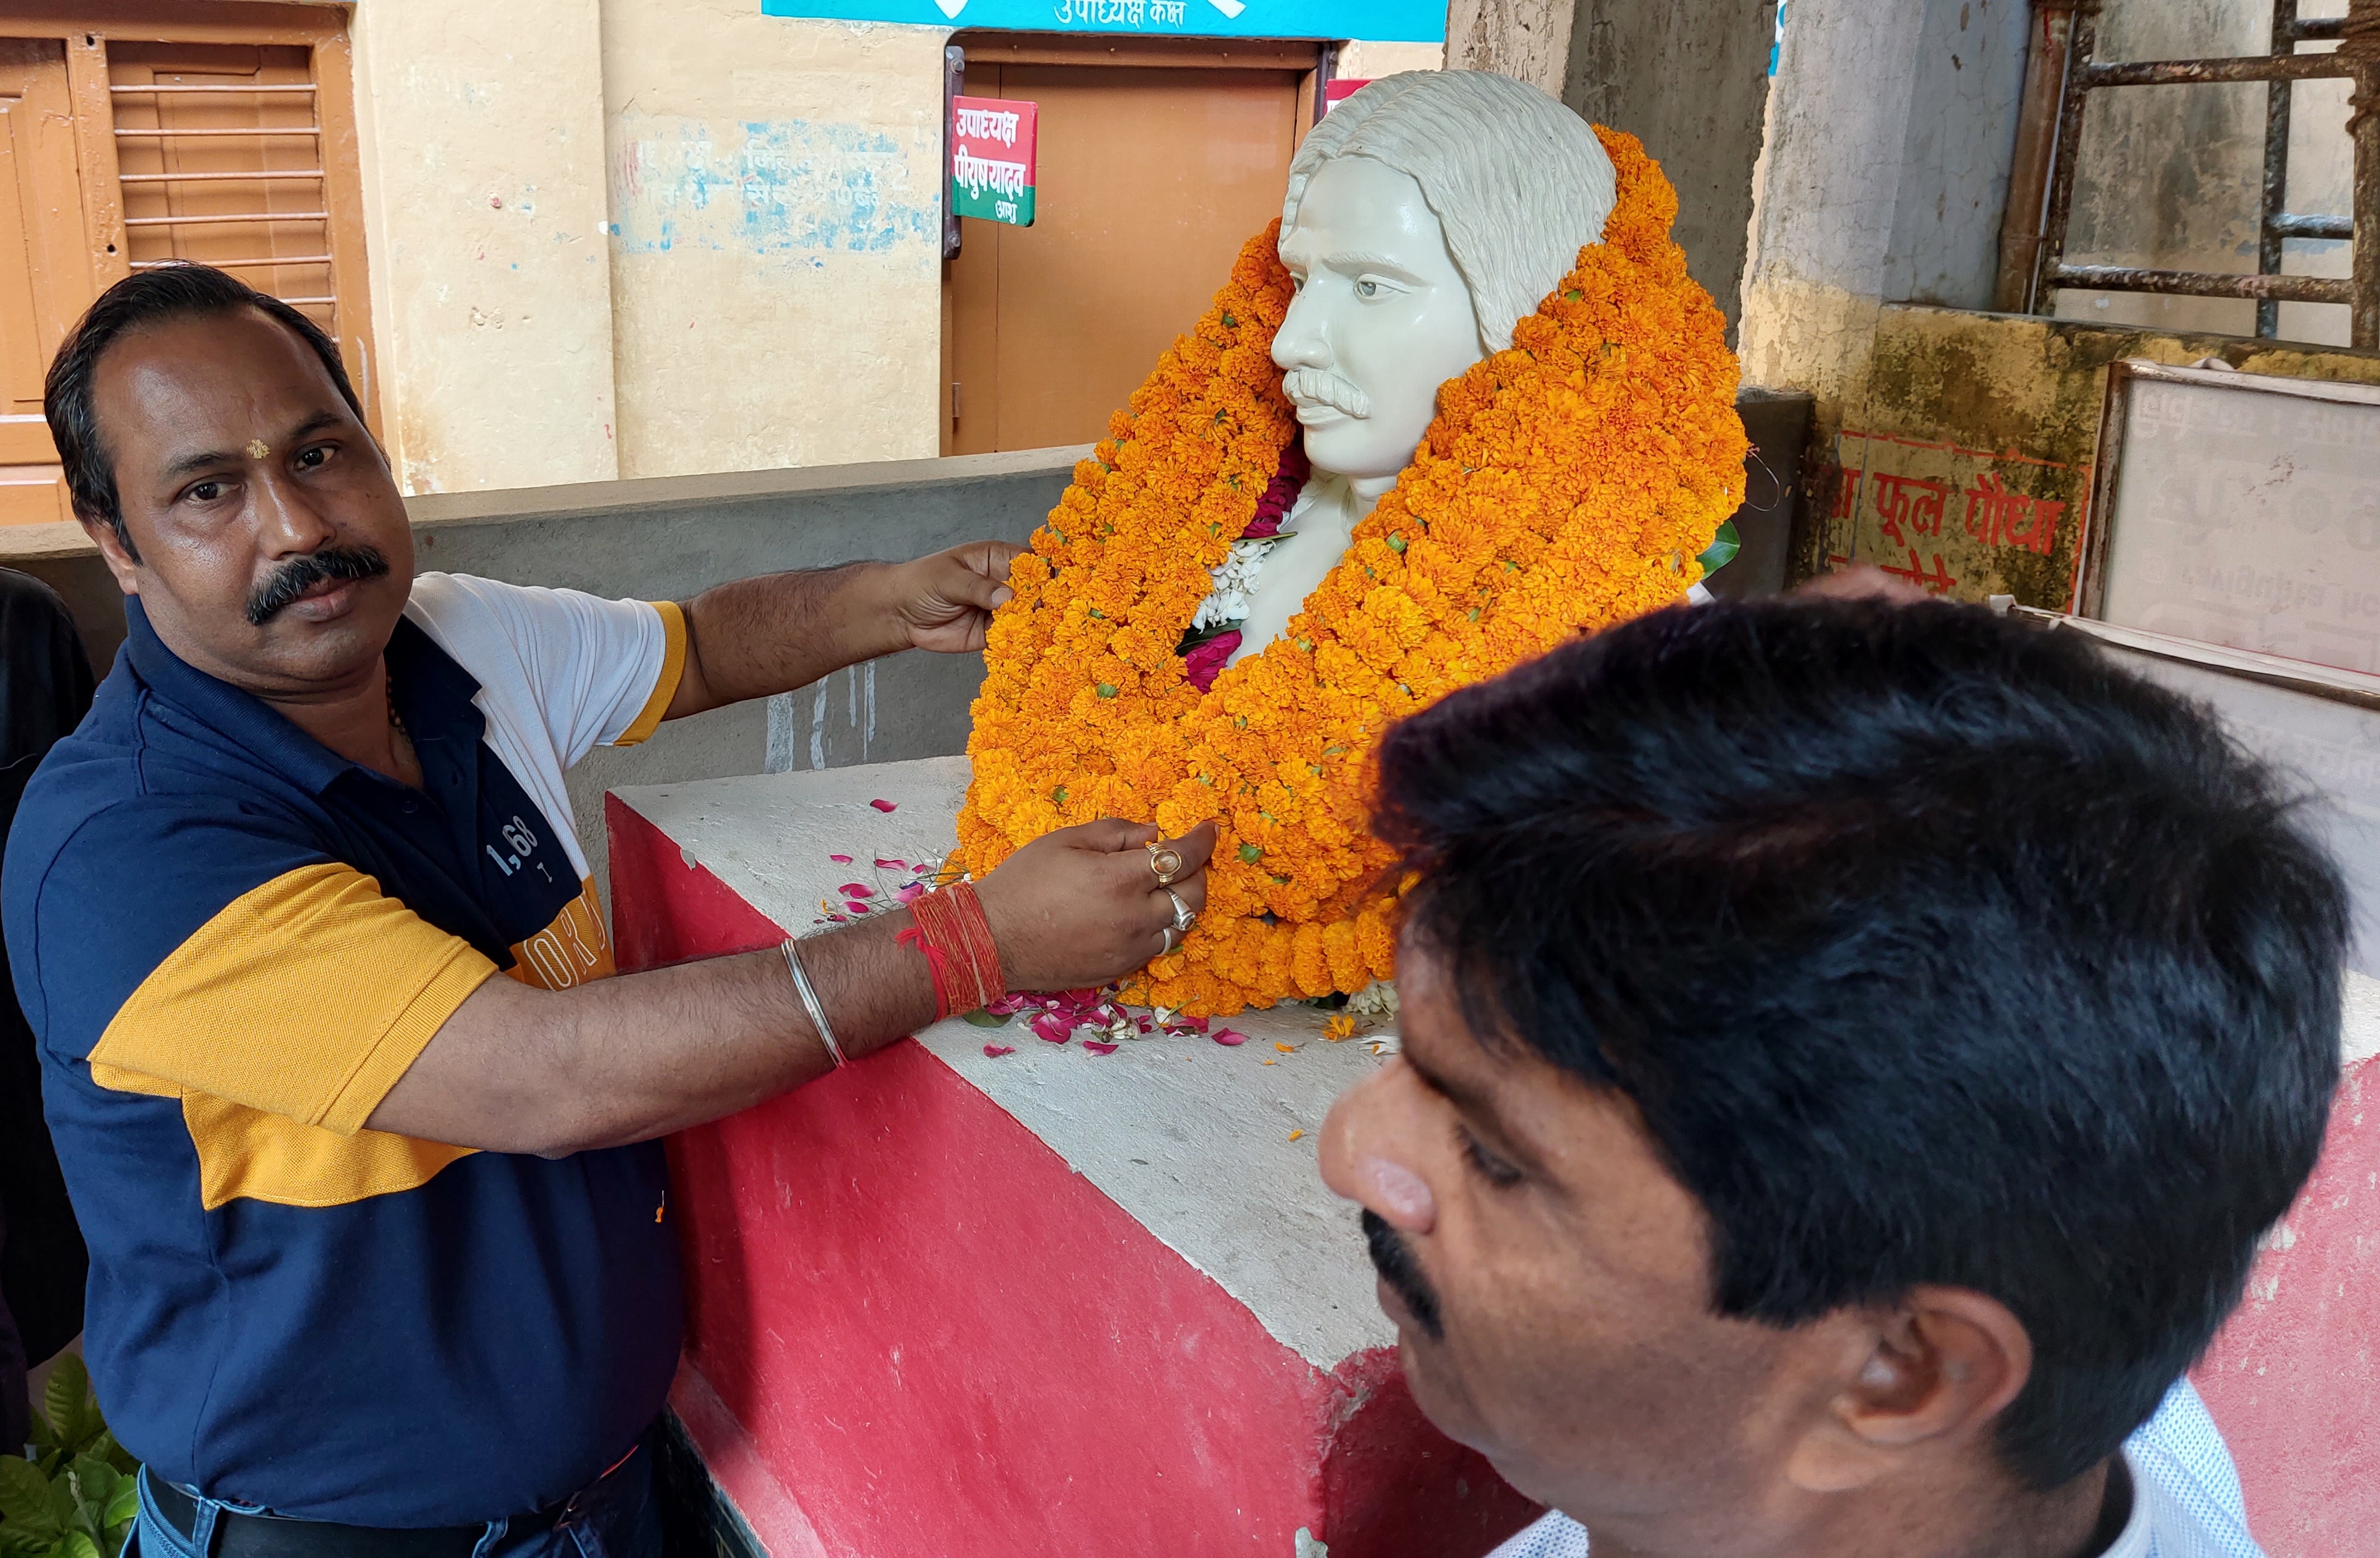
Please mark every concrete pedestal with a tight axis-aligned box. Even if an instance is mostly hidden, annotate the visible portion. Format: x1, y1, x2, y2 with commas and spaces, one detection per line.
606, 757, 1539, 1558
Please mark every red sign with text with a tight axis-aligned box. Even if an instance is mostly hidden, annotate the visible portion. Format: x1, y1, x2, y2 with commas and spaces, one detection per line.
951, 94, 1037, 226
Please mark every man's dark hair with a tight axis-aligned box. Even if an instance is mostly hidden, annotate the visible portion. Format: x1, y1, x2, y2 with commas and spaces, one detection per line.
1375, 598, 2346, 1491
42, 265, 367, 558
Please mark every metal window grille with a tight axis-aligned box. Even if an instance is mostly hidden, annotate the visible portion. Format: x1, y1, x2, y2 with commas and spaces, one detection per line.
2026, 0, 2378, 351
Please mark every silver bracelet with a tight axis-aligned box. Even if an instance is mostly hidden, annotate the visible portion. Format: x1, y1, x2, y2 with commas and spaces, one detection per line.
781, 938, 848, 1068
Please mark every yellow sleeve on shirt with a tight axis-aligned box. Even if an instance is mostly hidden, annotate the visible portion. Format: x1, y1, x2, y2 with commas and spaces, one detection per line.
612, 600, 688, 748
88, 862, 498, 1134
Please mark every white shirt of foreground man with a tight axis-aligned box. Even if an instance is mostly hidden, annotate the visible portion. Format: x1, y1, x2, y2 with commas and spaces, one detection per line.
1487, 1379, 2266, 1558
1226, 71, 1619, 666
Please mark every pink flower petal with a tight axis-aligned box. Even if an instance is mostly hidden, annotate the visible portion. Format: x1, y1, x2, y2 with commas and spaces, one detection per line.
1211, 1028, 1247, 1046
845, 900, 871, 914
983, 1044, 1016, 1058
870, 799, 898, 813
1031, 1012, 1076, 1045
1081, 1040, 1119, 1055
874, 858, 907, 869
1183, 631, 1241, 694
1173, 1015, 1210, 1033
837, 883, 874, 898
895, 883, 927, 904
828, 854, 854, 864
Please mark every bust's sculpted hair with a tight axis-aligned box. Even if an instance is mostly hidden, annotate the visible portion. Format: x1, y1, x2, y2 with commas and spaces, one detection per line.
1284, 70, 1619, 354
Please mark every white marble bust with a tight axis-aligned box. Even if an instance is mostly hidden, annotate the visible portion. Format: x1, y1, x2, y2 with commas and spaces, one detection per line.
1214, 71, 1621, 665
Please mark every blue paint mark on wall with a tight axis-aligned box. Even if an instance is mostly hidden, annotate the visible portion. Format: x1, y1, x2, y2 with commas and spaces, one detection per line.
611, 114, 937, 260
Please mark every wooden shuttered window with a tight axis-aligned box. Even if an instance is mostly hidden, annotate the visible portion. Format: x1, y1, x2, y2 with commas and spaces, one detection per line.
0, 5, 372, 525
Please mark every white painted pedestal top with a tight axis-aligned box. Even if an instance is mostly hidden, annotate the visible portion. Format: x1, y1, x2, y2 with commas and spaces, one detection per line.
610, 756, 1400, 1369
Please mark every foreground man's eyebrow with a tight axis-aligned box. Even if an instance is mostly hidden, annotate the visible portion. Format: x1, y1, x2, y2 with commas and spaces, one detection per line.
1404, 1043, 1550, 1172
160, 446, 242, 481
157, 413, 345, 483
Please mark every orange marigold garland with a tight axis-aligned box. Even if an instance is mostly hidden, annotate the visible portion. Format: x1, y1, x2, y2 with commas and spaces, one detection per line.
959, 129, 1748, 1015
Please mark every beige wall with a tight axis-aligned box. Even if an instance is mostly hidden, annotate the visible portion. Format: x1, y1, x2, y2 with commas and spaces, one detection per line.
348, 0, 621, 495
601, 7, 950, 480
336, 6, 1448, 494
1339, 39, 1446, 77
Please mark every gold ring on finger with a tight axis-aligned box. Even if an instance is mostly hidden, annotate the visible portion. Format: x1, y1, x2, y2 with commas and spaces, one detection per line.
1165, 888, 1196, 936
1148, 843, 1185, 885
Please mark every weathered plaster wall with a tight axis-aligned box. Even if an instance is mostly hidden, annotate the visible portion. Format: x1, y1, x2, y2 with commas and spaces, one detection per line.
1565, 0, 1777, 337
1809, 306, 2380, 605
1885, 0, 2029, 311
601, 7, 948, 480
1741, 0, 2379, 605
1739, 0, 2027, 411
1739, 0, 1930, 425
1445, 0, 1576, 96
2055, 0, 2355, 346
348, 0, 620, 494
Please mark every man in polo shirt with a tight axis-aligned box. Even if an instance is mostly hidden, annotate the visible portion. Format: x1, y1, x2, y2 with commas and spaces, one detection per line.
3, 265, 1212, 1556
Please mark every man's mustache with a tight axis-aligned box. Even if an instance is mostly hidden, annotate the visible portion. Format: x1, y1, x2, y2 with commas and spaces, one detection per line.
1363, 1208, 1445, 1341
1283, 367, 1372, 420
246, 545, 391, 626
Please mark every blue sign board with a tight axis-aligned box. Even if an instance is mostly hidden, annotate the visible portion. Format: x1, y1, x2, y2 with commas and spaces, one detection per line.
760, 0, 1445, 44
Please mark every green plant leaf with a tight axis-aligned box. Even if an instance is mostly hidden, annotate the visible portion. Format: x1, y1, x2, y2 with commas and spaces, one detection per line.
42, 1358, 93, 1454
0, 1457, 59, 1535
1696, 518, 1741, 575
959, 1009, 1010, 1028
87, 1438, 133, 1484
66, 1459, 116, 1533
100, 1475, 138, 1534
58, 1531, 102, 1558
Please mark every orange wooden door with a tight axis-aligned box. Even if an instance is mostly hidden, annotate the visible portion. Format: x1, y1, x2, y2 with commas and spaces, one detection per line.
0, 38, 96, 524
945, 51, 1311, 455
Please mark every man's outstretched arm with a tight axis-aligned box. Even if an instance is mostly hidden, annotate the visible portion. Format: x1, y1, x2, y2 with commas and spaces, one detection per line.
662, 541, 1023, 720
366, 818, 1214, 1157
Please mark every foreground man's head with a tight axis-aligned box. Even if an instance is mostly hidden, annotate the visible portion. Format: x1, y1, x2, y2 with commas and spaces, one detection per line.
45, 264, 409, 702
1322, 598, 2344, 1556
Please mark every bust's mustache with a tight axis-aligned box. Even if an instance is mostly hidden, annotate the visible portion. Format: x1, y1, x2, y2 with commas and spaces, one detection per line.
1282, 367, 1372, 420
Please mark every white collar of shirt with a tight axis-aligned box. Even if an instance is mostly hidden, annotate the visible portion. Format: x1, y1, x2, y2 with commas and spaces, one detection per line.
1489, 1441, 2240, 1558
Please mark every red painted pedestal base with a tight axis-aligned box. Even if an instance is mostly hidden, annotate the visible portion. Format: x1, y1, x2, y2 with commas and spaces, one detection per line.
610, 789, 1538, 1557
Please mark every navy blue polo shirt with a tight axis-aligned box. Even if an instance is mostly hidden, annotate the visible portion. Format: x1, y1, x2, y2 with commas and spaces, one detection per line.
2, 574, 690, 1526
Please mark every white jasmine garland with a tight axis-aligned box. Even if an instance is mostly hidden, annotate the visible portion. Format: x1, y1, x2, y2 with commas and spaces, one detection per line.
1192, 535, 1285, 632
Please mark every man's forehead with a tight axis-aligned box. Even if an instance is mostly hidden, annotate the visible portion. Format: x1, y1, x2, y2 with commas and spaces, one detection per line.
98, 310, 345, 435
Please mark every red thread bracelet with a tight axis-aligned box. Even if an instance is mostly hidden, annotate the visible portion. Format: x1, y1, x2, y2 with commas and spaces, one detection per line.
899, 881, 1005, 1020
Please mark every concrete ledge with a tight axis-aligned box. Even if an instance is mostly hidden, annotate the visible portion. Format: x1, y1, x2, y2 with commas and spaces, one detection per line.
402, 446, 1094, 530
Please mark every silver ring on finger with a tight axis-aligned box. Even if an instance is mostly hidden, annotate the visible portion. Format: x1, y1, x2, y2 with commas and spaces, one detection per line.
1157, 924, 1179, 956
1165, 887, 1196, 936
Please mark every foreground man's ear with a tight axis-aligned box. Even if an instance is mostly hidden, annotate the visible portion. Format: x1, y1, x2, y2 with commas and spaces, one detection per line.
81, 514, 143, 597
1785, 1285, 2034, 1495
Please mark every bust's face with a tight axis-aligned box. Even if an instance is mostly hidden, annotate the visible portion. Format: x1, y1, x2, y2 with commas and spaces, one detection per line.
1273, 156, 1485, 482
